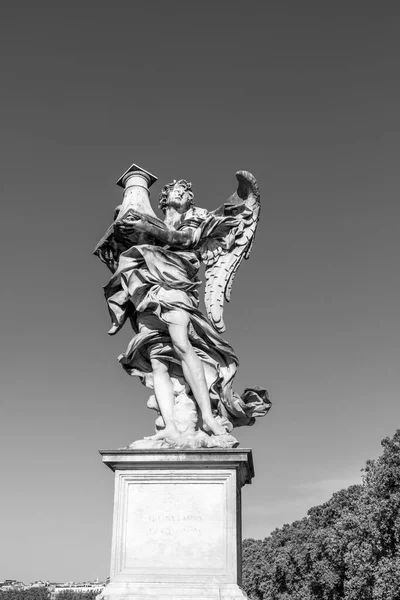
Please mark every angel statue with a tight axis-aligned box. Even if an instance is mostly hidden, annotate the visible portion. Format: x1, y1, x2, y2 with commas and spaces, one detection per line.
94, 163, 271, 449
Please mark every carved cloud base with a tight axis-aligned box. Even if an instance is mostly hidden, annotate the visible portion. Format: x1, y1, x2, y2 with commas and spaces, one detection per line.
98, 449, 254, 600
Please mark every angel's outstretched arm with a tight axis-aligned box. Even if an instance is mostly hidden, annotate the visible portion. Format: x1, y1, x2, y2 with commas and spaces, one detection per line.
117, 218, 196, 249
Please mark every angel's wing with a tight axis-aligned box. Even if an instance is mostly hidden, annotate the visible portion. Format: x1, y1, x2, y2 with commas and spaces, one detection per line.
203, 170, 260, 333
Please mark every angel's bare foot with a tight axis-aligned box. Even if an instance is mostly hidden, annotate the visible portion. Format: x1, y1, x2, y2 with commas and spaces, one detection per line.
203, 415, 227, 437
144, 424, 181, 441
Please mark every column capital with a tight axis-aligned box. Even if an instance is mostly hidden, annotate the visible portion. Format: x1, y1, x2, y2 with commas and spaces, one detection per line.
116, 162, 158, 189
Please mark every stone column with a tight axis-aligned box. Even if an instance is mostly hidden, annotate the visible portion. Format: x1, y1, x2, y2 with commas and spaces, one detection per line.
115, 162, 158, 221
99, 449, 254, 600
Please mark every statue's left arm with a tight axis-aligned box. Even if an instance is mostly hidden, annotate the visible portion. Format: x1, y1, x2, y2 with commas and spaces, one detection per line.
117, 217, 197, 249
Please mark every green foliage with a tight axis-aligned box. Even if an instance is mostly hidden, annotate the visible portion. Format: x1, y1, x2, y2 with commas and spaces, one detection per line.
0, 588, 50, 600
55, 592, 98, 600
0, 589, 98, 600
242, 429, 400, 600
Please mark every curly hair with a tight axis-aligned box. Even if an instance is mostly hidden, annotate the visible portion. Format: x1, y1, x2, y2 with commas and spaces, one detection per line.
158, 179, 195, 213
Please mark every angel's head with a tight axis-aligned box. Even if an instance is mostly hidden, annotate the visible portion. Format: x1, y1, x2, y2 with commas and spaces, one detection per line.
158, 179, 195, 214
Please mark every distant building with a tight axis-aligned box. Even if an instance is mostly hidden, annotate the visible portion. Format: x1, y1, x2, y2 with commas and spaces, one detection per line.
50, 583, 104, 600
0, 581, 25, 590
0, 580, 104, 597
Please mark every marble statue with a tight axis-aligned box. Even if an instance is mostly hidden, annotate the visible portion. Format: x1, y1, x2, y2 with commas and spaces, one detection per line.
95, 164, 271, 449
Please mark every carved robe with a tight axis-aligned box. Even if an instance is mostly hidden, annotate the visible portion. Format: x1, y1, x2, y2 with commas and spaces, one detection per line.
102, 207, 268, 429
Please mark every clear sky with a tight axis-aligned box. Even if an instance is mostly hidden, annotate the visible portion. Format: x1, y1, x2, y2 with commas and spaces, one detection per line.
1, 0, 399, 584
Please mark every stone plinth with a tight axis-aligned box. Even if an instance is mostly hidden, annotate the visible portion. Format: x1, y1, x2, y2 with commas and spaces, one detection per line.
99, 449, 254, 600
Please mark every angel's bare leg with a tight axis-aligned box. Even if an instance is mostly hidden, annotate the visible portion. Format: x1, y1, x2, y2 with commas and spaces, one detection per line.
166, 310, 226, 436
145, 358, 181, 441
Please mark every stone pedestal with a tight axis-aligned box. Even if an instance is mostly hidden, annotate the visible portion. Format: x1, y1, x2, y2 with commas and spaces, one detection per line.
99, 449, 254, 600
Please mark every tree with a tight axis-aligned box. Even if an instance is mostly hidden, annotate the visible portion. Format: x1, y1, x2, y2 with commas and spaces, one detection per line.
55, 592, 98, 600
0, 588, 50, 600
242, 429, 400, 600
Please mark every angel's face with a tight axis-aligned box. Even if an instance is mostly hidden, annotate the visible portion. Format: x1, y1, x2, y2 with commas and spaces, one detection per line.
166, 184, 192, 213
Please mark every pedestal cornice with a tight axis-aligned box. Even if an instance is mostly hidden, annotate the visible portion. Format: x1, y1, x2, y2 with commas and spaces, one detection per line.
99, 448, 254, 487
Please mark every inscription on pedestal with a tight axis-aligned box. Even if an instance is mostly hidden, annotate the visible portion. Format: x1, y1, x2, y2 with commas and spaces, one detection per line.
112, 470, 235, 581
125, 481, 225, 571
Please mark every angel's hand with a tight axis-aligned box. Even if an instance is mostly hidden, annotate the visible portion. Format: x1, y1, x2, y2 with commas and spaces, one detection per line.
99, 244, 117, 272
116, 216, 149, 234
103, 247, 114, 263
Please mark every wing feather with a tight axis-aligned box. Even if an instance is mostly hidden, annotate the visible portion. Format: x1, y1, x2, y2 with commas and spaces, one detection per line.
204, 171, 261, 333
